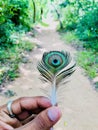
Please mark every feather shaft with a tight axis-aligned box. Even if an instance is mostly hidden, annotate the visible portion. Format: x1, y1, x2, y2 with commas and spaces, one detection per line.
51, 76, 57, 106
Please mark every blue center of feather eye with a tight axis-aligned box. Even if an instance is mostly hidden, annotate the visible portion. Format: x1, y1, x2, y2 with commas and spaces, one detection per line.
52, 59, 60, 66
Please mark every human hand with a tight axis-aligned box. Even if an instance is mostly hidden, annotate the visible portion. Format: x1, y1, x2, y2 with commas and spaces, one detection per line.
0, 96, 61, 130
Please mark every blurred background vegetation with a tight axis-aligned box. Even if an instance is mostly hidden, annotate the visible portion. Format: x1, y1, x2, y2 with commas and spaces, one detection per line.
0, 0, 98, 91
55, 0, 98, 80
0, 0, 45, 88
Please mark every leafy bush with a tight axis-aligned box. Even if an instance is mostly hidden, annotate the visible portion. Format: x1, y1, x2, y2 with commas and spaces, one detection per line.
76, 6, 98, 51
5, 0, 30, 27
57, 0, 98, 52
0, 21, 14, 45
0, 0, 33, 46
61, 6, 78, 30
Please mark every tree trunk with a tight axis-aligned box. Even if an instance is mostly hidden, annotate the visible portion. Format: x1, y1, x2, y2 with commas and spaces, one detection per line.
40, 7, 43, 21
32, 0, 36, 23
51, 3, 63, 29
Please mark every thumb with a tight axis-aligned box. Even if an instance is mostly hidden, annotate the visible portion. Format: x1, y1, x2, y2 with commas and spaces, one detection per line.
23, 106, 61, 130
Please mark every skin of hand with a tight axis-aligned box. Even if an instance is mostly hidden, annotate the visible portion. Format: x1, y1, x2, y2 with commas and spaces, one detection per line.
0, 96, 61, 130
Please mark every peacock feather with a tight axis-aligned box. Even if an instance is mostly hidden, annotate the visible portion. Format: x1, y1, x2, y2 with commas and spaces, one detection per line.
37, 51, 76, 106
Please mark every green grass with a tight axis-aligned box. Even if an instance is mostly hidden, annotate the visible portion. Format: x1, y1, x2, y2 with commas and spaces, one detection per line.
76, 51, 98, 78
61, 31, 78, 43
19, 40, 35, 51
40, 22, 49, 27
0, 39, 35, 86
60, 31, 83, 49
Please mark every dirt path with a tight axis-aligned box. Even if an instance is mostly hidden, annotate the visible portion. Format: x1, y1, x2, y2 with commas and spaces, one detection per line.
0, 22, 98, 130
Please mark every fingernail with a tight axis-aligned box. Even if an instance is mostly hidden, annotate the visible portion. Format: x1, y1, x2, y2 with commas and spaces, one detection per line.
47, 107, 61, 122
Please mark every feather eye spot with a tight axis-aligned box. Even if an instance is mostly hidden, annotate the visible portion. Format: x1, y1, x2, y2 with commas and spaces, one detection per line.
37, 50, 76, 78
41, 51, 71, 74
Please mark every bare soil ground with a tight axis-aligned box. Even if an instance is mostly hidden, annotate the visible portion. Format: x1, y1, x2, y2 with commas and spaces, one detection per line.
0, 21, 98, 130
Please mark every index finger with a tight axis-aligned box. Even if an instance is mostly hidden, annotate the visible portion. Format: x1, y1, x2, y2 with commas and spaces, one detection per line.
1, 96, 52, 116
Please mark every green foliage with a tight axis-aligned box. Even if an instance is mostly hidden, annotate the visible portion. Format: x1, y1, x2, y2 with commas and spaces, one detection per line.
60, 31, 98, 79
57, 0, 98, 52
0, 21, 14, 45
61, 5, 78, 30
0, 45, 20, 84
0, 0, 50, 87
76, 7, 98, 51
59, 0, 70, 8
0, 39, 35, 85
20, 40, 35, 51
0, 0, 30, 46
0, 0, 50, 45
56, 0, 98, 80
4, 0, 30, 27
